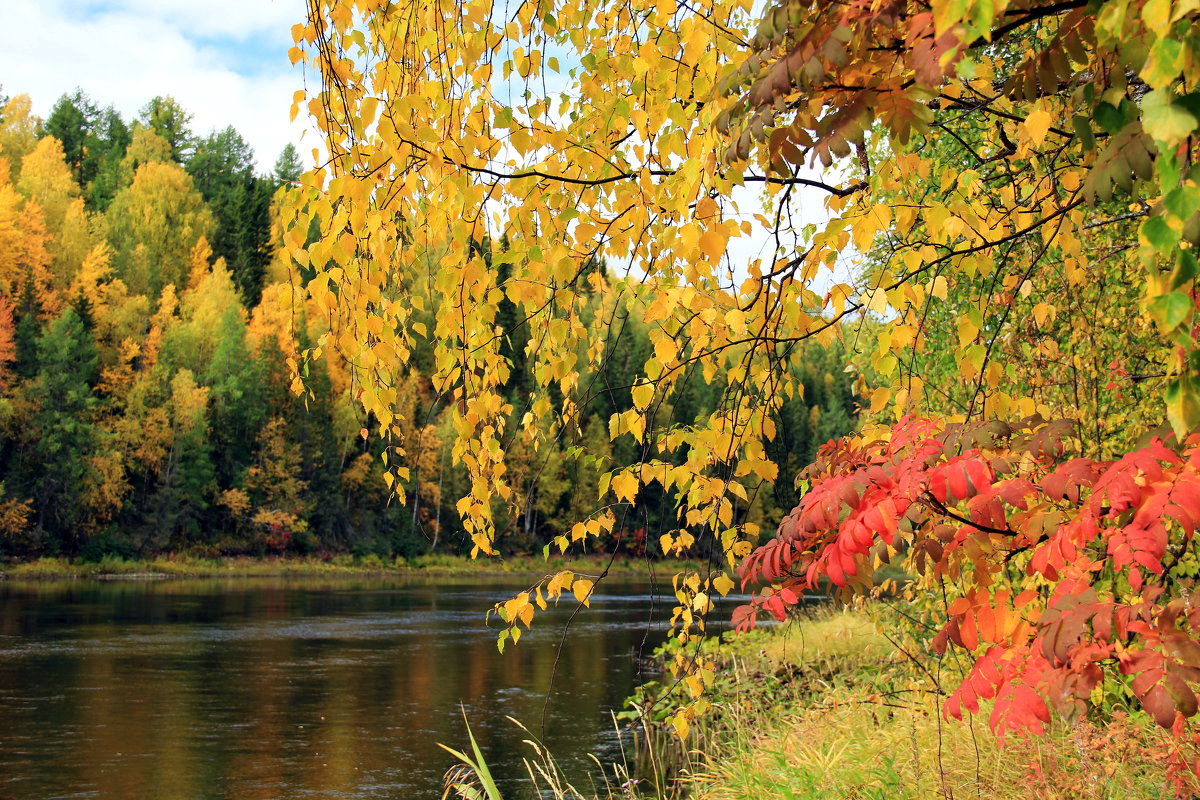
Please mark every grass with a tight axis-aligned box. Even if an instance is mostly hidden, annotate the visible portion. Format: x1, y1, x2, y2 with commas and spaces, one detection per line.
667, 605, 1189, 800
0, 552, 708, 581
392, 604, 1194, 800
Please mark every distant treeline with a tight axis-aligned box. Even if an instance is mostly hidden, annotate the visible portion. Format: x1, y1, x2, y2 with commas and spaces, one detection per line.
0, 89, 859, 562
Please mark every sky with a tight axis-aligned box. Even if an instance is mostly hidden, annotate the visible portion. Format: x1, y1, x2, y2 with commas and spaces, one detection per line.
0, 0, 312, 173
0, 0, 853, 293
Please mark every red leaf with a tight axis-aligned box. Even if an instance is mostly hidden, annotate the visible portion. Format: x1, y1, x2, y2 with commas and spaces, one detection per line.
1143, 683, 1179, 728
732, 604, 758, 632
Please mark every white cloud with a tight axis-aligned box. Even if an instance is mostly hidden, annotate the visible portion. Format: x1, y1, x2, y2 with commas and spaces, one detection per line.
109, 0, 301, 39
0, 0, 315, 173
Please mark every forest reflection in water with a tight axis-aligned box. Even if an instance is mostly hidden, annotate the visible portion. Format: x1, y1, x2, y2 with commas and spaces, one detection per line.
0, 574, 690, 799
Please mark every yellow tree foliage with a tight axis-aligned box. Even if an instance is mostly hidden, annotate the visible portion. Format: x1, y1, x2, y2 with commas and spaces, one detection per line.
288, 0, 846, 650
180, 257, 242, 337
105, 161, 214, 298
117, 127, 172, 184
17, 137, 95, 284
141, 284, 179, 368
248, 281, 304, 360
52, 198, 97, 285
186, 237, 214, 290
0, 180, 56, 308
17, 136, 80, 239
289, 0, 1200, 723
0, 492, 33, 550
0, 95, 40, 185
71, 243, 115, 309
71, 242, 150, 353
243, 417, 311, 540
169, 368, 210, 438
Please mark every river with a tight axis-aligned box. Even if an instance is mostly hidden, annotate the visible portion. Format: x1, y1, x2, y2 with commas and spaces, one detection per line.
0, 574, 691, 799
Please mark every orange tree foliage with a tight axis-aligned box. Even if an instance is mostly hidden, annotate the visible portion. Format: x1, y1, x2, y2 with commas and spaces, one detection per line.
289, 0, 1200, 741
737, 418, 1200, 733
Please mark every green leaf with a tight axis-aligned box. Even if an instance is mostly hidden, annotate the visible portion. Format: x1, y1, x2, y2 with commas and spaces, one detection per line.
1142, 216, 1180, 253
1141, 35, 1184, 89
1148, 291, 1193, 332
1166, 186, 1200, 222
1172, 250, 1199, 289
1142, 89, 1199, 146
959, 343, 986, 379
1166, 376, 1200, 436
1072, 115, 1096, 153
1094, 102, 1125, 136
1158, 149, 1183, 190
437, 711, 504, 800
597, 470, 612, 500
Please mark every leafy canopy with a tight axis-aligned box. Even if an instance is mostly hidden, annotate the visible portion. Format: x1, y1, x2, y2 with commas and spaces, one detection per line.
290, 0, 1200, 742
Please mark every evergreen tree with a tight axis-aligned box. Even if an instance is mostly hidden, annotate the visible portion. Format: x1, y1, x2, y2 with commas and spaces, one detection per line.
205, 307, 266, 488
27, 307, 97, 552
42, 89, 97, 187
137, 96, 193, 163
275, 328, 342, 549
12, 270, 41, 379
139, 368, 214, 549
187, 127, 272, 305
84, 106, 131, 210
273, 143, 303, 185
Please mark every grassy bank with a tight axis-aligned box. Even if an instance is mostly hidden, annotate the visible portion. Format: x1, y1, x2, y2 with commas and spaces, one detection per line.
622, 606, 1191, 800
0, 553, 705, 581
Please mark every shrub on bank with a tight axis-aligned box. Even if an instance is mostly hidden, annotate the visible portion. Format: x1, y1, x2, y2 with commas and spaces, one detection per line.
626, 606, 1196, 800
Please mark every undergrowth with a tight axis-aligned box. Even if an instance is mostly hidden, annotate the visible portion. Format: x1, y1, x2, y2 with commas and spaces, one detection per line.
641, 605, 1195, 800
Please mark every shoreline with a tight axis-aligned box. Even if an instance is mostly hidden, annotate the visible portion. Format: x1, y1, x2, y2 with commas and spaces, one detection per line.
0, 553, 712, 582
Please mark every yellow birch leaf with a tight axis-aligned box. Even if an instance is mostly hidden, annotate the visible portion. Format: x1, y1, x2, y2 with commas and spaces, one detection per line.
957, 316, 979, 347
573, 578, 594, 606
632, 381, 654, 410
654, 337, 677, 363
612, 471, 639, 502
1024, 108, 1052, 146
870, 386, 892, 413
699, 229, 727, 261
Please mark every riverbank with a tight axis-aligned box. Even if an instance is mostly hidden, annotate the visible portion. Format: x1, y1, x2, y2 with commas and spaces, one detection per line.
623, 606, 1190, 800
0, 553, 708, 581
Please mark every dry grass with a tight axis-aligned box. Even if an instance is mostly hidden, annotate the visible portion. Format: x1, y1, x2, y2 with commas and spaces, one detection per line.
679, 607, 1185, 800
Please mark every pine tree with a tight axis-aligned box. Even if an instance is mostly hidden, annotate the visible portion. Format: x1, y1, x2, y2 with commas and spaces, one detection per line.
27, 306, 98, 552
272, 143, 303, 185
42, 89, 98, 187
187, 127, 272, 305
137, 96, 193, 163
13, 270, 41, 379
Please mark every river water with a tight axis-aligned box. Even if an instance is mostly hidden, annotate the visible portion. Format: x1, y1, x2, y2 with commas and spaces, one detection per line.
0, 575, 689, 799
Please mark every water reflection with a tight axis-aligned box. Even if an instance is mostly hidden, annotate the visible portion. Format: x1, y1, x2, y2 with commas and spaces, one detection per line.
0, 576, 684, 799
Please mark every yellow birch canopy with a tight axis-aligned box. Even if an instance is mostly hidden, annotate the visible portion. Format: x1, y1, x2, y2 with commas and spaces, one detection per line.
287, 0, 1200, 725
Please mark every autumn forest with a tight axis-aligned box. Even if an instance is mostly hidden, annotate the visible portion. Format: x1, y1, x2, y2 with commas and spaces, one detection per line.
0, 89, 857, 562
5, 0, 1200, 796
